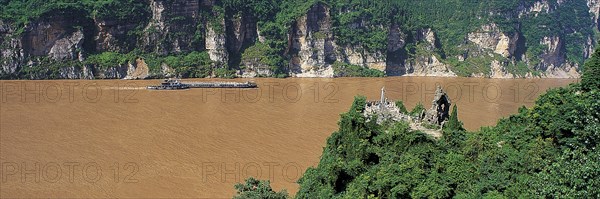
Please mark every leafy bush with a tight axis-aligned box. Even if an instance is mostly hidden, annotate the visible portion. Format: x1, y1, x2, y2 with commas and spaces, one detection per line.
85, 51, 133, 69
395, 100, 408, 114
214, 67, 237, 78
410, 102, 425, 117
233, 177, 288, 199
332, 62, 385, 77
582, 47, 600, 91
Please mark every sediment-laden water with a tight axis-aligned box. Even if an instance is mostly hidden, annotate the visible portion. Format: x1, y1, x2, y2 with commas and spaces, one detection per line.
0, 77, 576, 198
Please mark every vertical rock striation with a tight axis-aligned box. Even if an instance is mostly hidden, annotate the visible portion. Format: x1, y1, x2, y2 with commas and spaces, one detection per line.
288, 3, 335, 77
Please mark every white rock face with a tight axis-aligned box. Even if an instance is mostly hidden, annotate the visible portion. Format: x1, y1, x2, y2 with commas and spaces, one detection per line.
205, 20, 229, 64
291, 66, 334, 78
519, 0, 551, 17
124, 59, 150, 80
142, 0, 167, 53
141, 0, 201, 54
489, 60, 513, 78
415, 28, 437, 50
538, 36, 581, 78
336, 46, 386, 72
544, 63, 581, 78
401, 29, 456, 77
288, 3, 336, 77
531, 0, 551, 13
49, 29, 84, 61
0, 20, 24, 74
541, 36, 561, 54
405, 55, 456, 77
467, 24, 518, 58
588, 0, 600, 25
161, 63, 176, 77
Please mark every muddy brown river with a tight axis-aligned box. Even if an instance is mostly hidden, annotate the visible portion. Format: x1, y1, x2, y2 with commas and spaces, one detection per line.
0, 77, 576, 198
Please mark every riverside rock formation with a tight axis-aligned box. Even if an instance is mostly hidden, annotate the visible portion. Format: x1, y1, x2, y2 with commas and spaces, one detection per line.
0, 0, 597, 79
423, 86, 451, 126
363, 87, 448, 138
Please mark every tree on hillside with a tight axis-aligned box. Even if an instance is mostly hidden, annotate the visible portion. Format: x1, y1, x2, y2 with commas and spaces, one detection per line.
410, 102, 425, 117
395, 100, 408, 114
445, 105, 463, 131
441, 105, 466, 149
582, 46, 600, 91
233, 177, 288, 199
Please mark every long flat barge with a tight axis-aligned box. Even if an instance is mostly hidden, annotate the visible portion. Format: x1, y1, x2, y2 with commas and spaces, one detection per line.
184, 81, 257, 88
147, 79, 257, 90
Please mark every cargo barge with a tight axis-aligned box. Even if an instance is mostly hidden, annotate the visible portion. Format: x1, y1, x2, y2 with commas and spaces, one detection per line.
146, 79, 189, 90
147, 79, 257, 90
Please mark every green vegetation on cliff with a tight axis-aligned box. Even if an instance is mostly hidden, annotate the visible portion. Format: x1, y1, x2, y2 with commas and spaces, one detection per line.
332, 62, 385, 77
0, 0, 149, 35
0, 0, 596, 78
583, 46, 600, 91
84, 51, 219, 78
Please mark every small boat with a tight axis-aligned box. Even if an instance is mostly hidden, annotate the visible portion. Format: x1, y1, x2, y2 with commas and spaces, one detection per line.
146, 79, 190, 90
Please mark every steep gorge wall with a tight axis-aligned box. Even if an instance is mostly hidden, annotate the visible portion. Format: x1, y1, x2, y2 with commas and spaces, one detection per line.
0, 0, 597, 79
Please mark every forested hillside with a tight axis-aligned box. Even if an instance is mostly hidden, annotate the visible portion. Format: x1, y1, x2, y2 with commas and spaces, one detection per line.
234, 45, 600, 198
0, 0, 598, 79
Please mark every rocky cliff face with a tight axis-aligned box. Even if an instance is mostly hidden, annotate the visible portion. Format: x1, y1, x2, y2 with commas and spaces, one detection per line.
142, 0, 202, 55
404, 29, 455, 77
0, 0, 596, 79
205, 19, 228, 65
458, 0, 596, 79
468, 24, 519, 58
0, 20, 24, 76
286, 3, 452, 77
288, 3, 335, 77
588, 0, 600, 29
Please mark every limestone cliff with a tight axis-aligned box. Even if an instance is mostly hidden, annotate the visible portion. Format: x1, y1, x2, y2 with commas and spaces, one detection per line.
588, 0, 600, 29
205, 18, 228, 65
0, 0, 597, 79
0, 20, 24, 76
467, 24, 519, 58
286, 3, 451, 77
287, 3, 335, 77
141, 0, 202, 55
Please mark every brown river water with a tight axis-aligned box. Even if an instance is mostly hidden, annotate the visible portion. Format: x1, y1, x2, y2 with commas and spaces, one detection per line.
0, 77, 576, 198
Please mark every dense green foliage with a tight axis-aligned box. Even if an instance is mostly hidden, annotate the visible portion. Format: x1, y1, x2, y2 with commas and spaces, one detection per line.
0, 0, 149, 35
21, 57, 83, 79
84, 51, 219, 78
296, 81, 599, 198
582, 47, 600, 91
444, 105, 463, 132
233, 177, 289, 199
240, 42, 288, 77
332, 62, 385, 77
409, 102, 425, 118
394, 100, 408, 114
